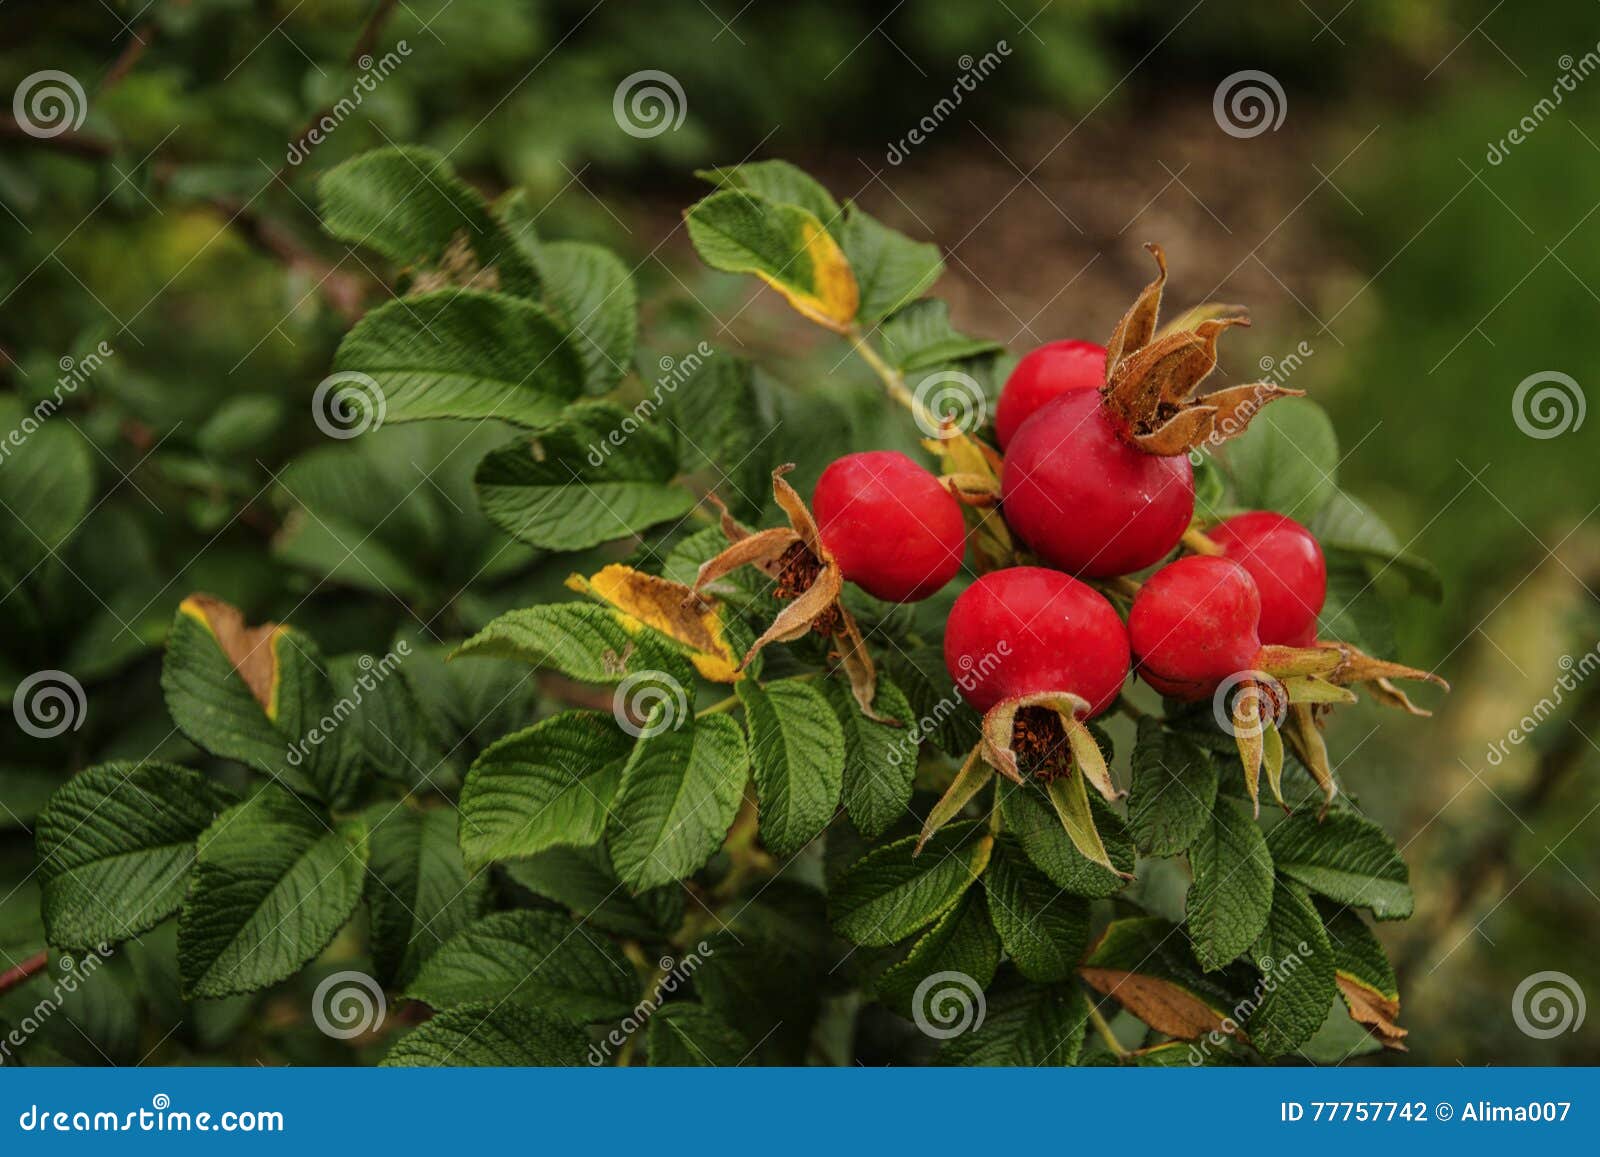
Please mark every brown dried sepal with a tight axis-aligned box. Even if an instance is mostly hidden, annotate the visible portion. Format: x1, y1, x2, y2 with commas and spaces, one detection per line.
1099, 244, 1300, 455
1318, 640, 1449, 709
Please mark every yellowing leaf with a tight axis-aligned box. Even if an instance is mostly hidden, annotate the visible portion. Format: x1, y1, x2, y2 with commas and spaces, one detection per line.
568, 564, 740, 683
177, 594, 285, 718
1336, 972, 1408, 1050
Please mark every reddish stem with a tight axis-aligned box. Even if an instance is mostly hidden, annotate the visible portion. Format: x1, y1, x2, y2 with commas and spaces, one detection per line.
0, 950, 50, 995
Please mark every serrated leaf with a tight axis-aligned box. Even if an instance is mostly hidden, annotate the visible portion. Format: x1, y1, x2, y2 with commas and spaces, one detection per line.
534, 240, 637, 395
1311, 490, 1442, 602
698, 160, 841, 227
647, 1002, 750, 1066
1268, 809, 1413, 920
1321, 903, 1407, 1048
876, 890, 1000, 1017
405, 910, 636, 1021
737, 678, 845, 858
37, 762, 235, 949
997, 780, 1133, 898
608, 712, 749, 891
877, 299, 1004, 373
454, 602, 678, 682
1080, 917, 1234, 1041
382, 1004, 590, 1066
457, 711, 634, 868
332, 289, 583, 428
162, 596, 361, 806
882, 645, 981, 758
685, 190, 859, 330
364, 807, 487, 986
319, 146, 540, 296
502, 845, 684, 939
1247, 877, 1336, 1057
664, 356, 772, 520
838, 202, 943, 323
1222, 399, 1339, 519
822, 677, 916, 839
1187, 797, 1275, 970
830, 822, 992, 947
178, 788, 367, 998
569, 563, 742, 683
1128, 718, 1220, 856
0, 398, 93, 580
938, 978, 1087, 1066
983, 840, 1091, 982
475, 401, 696, 551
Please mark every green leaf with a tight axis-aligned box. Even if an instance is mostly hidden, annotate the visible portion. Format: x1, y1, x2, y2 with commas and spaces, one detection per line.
830, 822, 993, 947
664, 356, 771, 520
382, 1004, 591, 1067
454, 602, 677, 682
331, 289, 583, 428
1268, 810, 1413, 920
876, 890, 1000, 1017
1128, 718, 1220, 857
1311, 490, 1442, 602
839, 203, 943, 323
1320, 903, 1405, 1047
877, 299, 1004, 373
685, 190, 858, 330
161, 596, 361, 806
738, 678, 845, 858
457, 710, 634, 868
1318, 547, 1397, 659
534, 240, 638, 395
647, 1002, 750, 1066
939, 977, 1088, 1066
698, 160, 841, 227
178, 787, 368, 998
475, 402, 696, 551
318, 146, 540, 296
37, 762, 235, 949
823, 677, 916, 839
1186, 798, 1274, 971
997, 780, 1133, 897
1222, 399, 1340, 519
502, 844, 684, 939
405, 910, 636, 1021
983, 840, 1091, 982
1247, 878, 1336, 1057
364, 807, 487, 987
608, 712, 749, 891
0, 399, 94, 580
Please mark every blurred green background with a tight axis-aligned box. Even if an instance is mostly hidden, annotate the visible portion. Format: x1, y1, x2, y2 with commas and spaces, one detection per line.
1, 0, 1595, 1064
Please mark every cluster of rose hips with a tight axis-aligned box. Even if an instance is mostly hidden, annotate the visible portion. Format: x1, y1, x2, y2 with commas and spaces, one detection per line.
695, 246, 1441, 867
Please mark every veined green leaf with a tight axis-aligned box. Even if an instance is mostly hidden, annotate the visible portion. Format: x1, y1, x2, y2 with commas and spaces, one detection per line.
647, 1003, 750, 1066
738, 678, 845, 858
1128, 718, 1219, 857
1187, 798, 1274, 971
382, 1004, 590, 1066
1268, 809, 1413, 920
830, 822, 992, 947
364, 807, 487, 987
983, 839, 1091, 982
876, 890, 1000, 1018
1222, 399, 1340, 520
1247, 877, 1336, 1057
938, 977, 1087, 1066
822, 678, 916, 839
839, 202, 943, 323
453, 601, 680, 683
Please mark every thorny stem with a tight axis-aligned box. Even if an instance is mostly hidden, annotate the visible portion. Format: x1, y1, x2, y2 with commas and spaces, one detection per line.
847, 326, 942, 434
1084, 992, 1131, 1059
0, 950, 50, 996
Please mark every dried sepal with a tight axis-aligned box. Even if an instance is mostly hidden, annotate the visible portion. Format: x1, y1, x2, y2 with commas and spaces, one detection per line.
1104, 242, 1168, 375
1157, 300, 1248, 339
693, 526, 799, 588
1281, 703, 1337, 813
747, 563, 842, 657
923, 427, 1011, 572
834, 609, 891, 723
1318, 641, 1449, 694
1233, 679, 1266, 814
916, 745, 993, 854
1365, 676, 1434, 717
939, 472, 1001, 507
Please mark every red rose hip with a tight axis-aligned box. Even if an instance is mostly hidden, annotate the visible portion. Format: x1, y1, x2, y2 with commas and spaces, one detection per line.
814, 450, 965, 603
1001, 389, 1195, 578
993, 339, 1106, 450
1127, 555, 1261, 700
943, 566, 1130, 717
1209, 511, 1326, 647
